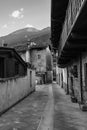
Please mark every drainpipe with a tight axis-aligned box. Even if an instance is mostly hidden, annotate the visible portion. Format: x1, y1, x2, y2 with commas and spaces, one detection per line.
80, 52, 83, 103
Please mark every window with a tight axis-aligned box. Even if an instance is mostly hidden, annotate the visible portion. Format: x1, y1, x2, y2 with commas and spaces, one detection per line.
73, 65, 78, 78
38, 54, 41, 59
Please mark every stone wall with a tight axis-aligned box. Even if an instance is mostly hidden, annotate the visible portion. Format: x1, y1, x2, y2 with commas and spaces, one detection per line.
56, 51, 87, 103
82, 51, 87, 102
30, 49, 46, 72
68, 58, 81, 101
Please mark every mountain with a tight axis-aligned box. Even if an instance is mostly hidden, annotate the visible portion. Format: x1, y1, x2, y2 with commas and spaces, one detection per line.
31, 31, 50, 49
30, 27, 51, 48
11, 27, 39, 35
0, 27, 50, 48
30, 27, 50, 39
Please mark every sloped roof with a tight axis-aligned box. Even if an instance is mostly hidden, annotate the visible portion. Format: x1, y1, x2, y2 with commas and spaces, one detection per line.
0, 47, 27, 67
13, 44, 28, 52
29, 42, 49, 50
12, 41, 50, 52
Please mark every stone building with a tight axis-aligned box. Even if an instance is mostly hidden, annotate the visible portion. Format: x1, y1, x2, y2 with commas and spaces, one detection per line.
51, 0, 87, 110
30, 42, 53, 84
12, 41, 53, 84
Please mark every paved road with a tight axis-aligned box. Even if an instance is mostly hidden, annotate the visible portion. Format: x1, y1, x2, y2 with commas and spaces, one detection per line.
37, 85, 54, 130
53, 83, 87, 130
37, 83, 87, 130
0, 83, 87, 130
0, 85, 49, 130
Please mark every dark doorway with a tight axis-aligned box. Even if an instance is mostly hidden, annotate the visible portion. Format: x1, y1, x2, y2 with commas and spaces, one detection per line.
61, 73, 63, 88
0, 57, 4, 78
30, 71, 32, 87
70, 76, 74, 96
84, 63, 87, 90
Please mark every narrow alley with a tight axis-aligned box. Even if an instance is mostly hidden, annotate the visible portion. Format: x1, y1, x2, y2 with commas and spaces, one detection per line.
0, 83, 87, 130
1, 0, 87, 129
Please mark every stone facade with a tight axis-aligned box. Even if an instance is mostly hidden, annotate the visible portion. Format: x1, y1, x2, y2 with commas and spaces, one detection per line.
56, 51, 87, 106
30, 49, 46, 73
30, 47, 53, 84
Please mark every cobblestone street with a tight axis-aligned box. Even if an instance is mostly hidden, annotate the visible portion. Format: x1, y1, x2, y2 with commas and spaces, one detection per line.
0, 83, 87, 130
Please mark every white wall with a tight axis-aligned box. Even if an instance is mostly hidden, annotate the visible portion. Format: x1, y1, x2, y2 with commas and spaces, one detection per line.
20, 50, 30, 63
25, 50, 30, 62
63, 68, 67, 84
0, 69, 35, 113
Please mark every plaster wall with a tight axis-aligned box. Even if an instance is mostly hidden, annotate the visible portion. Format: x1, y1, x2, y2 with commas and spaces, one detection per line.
0, 69, 35, 113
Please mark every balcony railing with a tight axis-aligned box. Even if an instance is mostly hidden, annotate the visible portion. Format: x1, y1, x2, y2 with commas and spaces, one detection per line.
59, 0, 85, 55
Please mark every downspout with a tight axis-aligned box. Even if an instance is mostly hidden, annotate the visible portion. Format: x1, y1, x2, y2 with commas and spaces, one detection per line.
80, 52, 83, 103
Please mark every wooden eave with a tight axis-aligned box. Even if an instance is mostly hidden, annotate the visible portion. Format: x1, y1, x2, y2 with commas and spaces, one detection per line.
58, 0, 87, 67
51, 0, 69, 48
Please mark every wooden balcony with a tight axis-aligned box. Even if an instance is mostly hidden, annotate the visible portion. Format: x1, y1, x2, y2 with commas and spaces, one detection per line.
58, 0, 87, 67
51, 0, 69, 48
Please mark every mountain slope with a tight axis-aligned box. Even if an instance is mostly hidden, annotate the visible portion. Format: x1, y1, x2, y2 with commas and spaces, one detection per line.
0, 27, 50, 47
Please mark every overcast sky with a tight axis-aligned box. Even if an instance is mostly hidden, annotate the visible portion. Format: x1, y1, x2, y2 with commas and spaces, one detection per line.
0, 0, 50, 36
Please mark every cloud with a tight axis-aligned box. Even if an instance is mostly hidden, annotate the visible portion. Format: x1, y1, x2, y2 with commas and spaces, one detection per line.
20, 8, 24, 11
10, 8, 24, 19
12, 21, 15, 24
2, 24, 8, 28
25, 24, 34, 28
